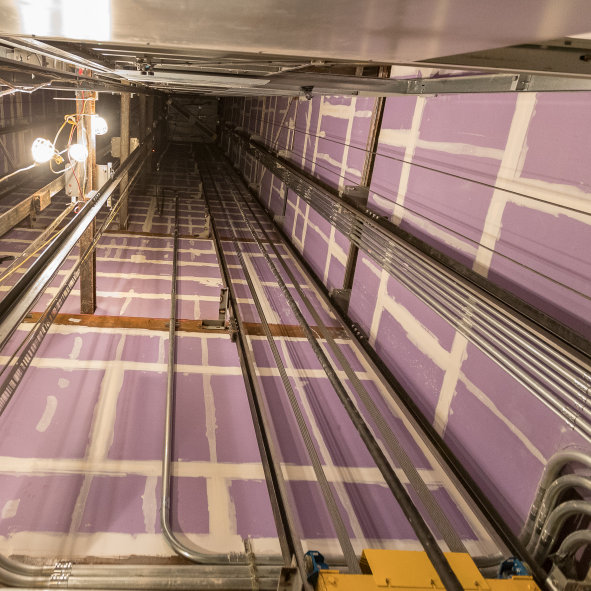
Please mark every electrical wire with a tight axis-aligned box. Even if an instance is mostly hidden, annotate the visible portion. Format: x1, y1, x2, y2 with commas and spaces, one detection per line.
230, 132, 591, 303
0, 77, 53, 98
232, 107, 591, 218
63, 99, 87, 198
0, 105, 85, 183
0, 163, 36, 184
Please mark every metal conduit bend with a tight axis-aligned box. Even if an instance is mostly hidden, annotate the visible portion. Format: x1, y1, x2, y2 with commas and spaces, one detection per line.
522, 449, 591, 545
553, 529, 591, 571
525, 474, 591, 551
158, 174, 283, 567
533, 501, 591, 563
204, 148, 464, 591
159, 185, 245, 565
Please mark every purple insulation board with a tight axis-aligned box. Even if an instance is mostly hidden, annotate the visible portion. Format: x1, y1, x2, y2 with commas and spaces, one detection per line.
0, 161, 496, 563
221, 88, 591, 535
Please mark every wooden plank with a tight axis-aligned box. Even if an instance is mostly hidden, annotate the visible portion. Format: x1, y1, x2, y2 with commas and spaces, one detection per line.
0, 174, 65, 237
242, 322, 347, 339
24, 313, 206, 333
0, 195, 33, 236
23, 313, 347, 338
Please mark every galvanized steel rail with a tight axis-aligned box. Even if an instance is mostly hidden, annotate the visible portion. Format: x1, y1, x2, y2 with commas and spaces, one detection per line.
199, 145, 465, 591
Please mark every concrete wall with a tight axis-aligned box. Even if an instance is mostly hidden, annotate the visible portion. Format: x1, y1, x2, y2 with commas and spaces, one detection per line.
220, 85, 591, 533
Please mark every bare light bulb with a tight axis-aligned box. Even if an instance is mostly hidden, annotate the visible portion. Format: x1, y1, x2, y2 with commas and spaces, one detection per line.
69, 143, 88, 162
31, 137, 55, 163
92, 115, 108, 135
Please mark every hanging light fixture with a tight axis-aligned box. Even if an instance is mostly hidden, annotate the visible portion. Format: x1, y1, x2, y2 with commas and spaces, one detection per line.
68, 143, 89, 162
91, 115, 108, 136
31, 137, 55, 163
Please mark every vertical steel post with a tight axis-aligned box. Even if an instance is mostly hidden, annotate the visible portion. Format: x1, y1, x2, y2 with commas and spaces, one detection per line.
77, 90, 97, 314
119, 90, 131, 230
342, 66, 390, 293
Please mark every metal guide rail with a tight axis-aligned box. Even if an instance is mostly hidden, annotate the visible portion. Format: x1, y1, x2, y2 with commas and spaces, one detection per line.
222, 126, 591, 444
195, 144, 538, 591
0, 132, 156, 415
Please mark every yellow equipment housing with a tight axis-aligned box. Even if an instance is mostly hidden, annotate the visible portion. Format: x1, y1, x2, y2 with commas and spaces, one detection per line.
315, 550, 541, 591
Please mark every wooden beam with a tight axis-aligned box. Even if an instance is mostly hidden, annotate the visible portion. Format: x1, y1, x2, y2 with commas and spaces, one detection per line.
23, 313, 347, 338
78, 90, 97, 314
0, 174, 65, 237
118, 89, 131, 230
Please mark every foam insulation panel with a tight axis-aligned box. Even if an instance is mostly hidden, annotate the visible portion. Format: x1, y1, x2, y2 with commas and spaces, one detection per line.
0, 152, 496, 563
220, 88, 591, 533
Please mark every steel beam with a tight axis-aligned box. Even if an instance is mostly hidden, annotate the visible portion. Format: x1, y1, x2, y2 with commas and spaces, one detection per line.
342, 66, 389, 296
265, 71, 591, 96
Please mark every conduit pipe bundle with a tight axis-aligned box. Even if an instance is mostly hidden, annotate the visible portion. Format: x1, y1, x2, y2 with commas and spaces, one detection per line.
522, 449, 591, 545
224, 127, 591, 443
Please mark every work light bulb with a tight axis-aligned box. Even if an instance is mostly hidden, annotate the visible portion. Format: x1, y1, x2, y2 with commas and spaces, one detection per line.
69, 143, 88, 162
92, 115, 108, 135
31, 138, 55, 163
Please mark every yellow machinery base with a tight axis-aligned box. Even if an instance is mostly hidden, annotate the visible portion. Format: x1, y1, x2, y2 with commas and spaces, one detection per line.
316, 550, 540, 591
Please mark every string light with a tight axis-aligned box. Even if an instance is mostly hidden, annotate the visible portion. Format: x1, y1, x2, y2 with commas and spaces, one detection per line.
31, 138, 55, 163
30, 106, 108, 169
68, 143, 88, 162
91, 115, 108, 135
